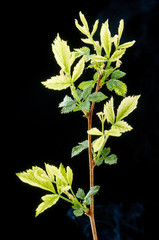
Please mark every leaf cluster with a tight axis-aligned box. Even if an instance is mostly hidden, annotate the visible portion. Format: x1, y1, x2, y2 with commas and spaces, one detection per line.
16, 163, 100, 217
74, 186, 100, 216
41, 12, 136, 117
17, 164, 75, 216
88, 95, 140, 158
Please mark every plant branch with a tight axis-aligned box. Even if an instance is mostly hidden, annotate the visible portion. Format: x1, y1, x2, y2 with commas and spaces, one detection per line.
87, 72, 102, 240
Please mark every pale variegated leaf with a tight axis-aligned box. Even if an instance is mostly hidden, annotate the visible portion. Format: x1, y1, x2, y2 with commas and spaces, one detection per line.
91, 19, 99, 36
87, 128, 103, 136
104, 97, 115, 124
105, 128, 121, 137
112, 120, 133, 133
66, 166, 73, 186
110, 49, 126, 62
72, 57, 85, 82
52, 34, 71, 73
45, 164, 68, 184
100, 20, 111, 58
106, 79, 127, 97
41, 75, 71, 91
36, 194, 59, 217
16, 166, 55, 193
118, 19, 124, 42
93, 136, 105, 152
118, 40, 136, 49
116, 95, 140, 121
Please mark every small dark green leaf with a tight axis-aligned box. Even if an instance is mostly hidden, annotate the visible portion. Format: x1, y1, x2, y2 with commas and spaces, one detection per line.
106, 79, 127, 97
104, 154, 117, 165
111, 70, 126, 79
71, 140, 88, 158
76, 188, 85, 200
73, 209, 84, 217
81, 100, 91, 112
82, 84, 92, 100
83, 197, 93, 205
95, 158, 104, 166
101, 147, 111, 158
85, 186, 100, 199
88, 92, 107, 102
59, 95, 76, 113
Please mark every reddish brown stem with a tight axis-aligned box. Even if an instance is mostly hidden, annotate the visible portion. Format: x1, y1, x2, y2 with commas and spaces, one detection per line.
87, 73, 102, 240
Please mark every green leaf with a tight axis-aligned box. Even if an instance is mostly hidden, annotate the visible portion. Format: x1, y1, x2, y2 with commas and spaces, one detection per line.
95, 158, 104, 166
118, 40, 136, 49
36, 194, 59, 217
87, 128, 103, 136
116, 95, 140, 122
52, 34, 71, 73
104, 154, 117, 165
81, 100, 91, 112
112, 120, 133, 133
88, 92, 107, 102
41, 75, 71, 91
66, 166, 73, 186
72, 57, 85, 82
118, 19, 124, 42
100, 19, 111, 58
16, 166, 55, 193
109, 49, 126, 62
76, 188, 85, 200
73, 208, 84, 217
106, 79, 127, 97
93, 136, 105, 152
85, 186, 100, 199
78, 80, 95, 90
104, 97, 115, 124
111, 70, 126, 79
71, 140, 88, 158
101, 147, 111, 158
82, 84, 92, 100
59, 95, 76, 114
83, 197, 93, 205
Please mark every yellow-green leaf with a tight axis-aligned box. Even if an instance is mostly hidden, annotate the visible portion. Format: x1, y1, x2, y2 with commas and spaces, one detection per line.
104, 97, 115, 124
118, 40, 136, 49
87, 128, 103, 136
91, 19, 99, 36
41, 75, 71, 91
16, 167, 55, 193
52, 34, 71, 73
105, 128, 121, 137
109, 49, 126, 62
112, 120, 133, 133
36, 194, 59, 217
100, 20, 111, 58
45, 164, 67, 184
118, 19, 124, 42
93, 136, 105, 152
66, 166, 73, 186
116, 95, 140, 121
72, 57, 85, 82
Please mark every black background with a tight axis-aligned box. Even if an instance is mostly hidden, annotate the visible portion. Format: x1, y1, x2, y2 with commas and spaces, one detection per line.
7, 0, 159, 239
